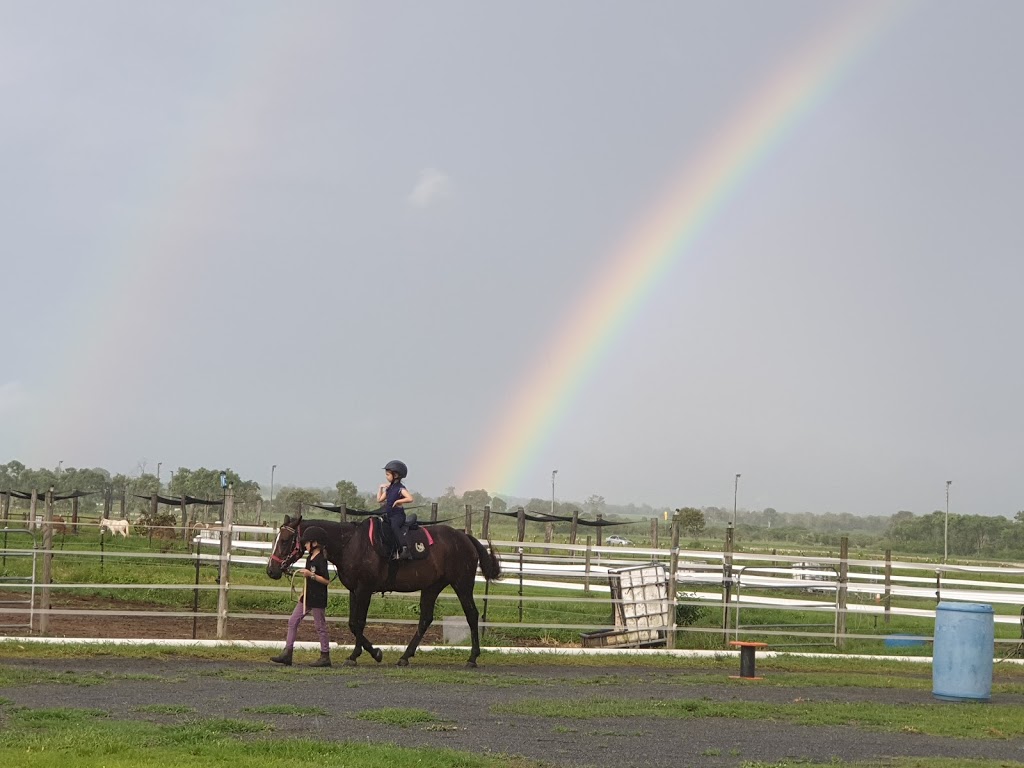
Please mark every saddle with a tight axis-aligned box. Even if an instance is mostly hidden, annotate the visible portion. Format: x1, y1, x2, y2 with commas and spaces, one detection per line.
368, 514, 433, 562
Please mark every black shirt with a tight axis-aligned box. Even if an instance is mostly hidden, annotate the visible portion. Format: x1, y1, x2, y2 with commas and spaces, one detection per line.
303, 549, 329, 610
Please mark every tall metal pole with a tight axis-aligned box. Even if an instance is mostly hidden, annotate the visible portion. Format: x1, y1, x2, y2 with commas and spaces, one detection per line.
944, 480, 952, 563
551, 469, 558, 518
270, 464, 277, 512
733, 473, 741, 528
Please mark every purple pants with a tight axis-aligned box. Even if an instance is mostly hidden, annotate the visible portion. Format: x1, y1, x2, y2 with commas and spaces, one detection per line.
284, 600, 330, 653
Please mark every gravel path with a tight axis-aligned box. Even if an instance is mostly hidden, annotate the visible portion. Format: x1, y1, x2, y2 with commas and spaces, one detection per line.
2, 656, 1024, 767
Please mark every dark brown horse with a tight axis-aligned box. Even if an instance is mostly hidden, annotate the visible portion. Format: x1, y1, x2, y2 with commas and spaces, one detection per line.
265, 513, 501, 667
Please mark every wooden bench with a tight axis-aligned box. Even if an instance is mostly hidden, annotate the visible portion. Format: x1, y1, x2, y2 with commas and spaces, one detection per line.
729, 640, 768, 680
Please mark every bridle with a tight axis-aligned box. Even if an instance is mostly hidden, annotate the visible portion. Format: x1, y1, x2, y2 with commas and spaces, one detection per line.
269, 522, 303, 570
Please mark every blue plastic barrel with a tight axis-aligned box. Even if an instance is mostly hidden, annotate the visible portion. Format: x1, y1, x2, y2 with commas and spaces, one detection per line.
932, 602, 994, 702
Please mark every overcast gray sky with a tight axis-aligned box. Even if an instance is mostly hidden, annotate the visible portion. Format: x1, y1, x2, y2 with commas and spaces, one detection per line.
2, 1, 1021, 517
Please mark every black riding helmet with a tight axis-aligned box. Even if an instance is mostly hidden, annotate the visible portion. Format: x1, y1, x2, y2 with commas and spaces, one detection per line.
383, 460, 408, 479
299, 526, 327, 546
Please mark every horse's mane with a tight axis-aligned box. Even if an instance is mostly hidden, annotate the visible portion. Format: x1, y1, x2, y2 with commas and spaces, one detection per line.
294, 515, 359, 534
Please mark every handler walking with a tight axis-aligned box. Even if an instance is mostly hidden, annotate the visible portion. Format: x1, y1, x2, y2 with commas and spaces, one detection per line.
270, 526, 332, 667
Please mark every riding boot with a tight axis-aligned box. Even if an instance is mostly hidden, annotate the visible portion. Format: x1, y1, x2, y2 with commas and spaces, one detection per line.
270, 648, 293, 666
309, 652, 332, 668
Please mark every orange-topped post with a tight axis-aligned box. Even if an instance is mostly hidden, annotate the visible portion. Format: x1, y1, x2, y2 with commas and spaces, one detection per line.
729, 640, 768, 679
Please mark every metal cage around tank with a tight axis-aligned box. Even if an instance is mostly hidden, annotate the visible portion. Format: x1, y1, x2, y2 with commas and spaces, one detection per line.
0, 527, 38, 635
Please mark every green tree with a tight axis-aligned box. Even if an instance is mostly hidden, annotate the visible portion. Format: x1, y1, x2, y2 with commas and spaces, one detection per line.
274, 486, 322, 515
490, 496, 508, 514
335, 480, 361, 509
676, 507, 705, 538
461, 489, 491, 510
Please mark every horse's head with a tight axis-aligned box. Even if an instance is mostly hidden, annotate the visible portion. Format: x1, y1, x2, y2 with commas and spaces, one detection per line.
266, 514, 304, 580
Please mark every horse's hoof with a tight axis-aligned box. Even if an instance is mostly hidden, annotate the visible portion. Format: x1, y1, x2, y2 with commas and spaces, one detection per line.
343, 659, 357, 667
465, 661, 478, 669
396, 658, 409, 667
372, 648, 383, 664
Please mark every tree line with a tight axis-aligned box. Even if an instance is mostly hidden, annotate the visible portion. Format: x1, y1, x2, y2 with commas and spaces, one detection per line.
2, 460, 1021, 558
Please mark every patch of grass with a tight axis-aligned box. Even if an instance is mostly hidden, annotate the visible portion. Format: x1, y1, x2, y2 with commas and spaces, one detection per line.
158, 717, 274, 746
493, 697, 1024, 739
0, 664, 179, 689
243, 704, 329, 717
13, 708, 109, 726
702, 747, 722, 756
132, 704, 196, 715
0, 713, 549, 767
355, 707, 439, 727
551, 725, 577, 734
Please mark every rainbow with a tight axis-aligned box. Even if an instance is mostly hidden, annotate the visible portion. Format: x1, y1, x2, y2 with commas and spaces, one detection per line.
462, 1, 913, 497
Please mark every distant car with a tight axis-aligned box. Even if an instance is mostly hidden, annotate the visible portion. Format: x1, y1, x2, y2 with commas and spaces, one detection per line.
606, 535, 632, 546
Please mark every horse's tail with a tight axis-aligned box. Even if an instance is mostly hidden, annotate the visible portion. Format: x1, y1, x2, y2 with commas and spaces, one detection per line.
469, 535, 502, 581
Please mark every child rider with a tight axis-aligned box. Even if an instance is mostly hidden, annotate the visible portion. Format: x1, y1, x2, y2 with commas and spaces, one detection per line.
377, 460, 413, 559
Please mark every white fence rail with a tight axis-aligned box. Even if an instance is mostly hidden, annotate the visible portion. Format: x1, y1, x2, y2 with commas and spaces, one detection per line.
2, 523, 1023, 651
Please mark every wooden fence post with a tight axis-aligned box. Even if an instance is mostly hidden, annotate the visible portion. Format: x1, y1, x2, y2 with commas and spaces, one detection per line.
1, 491, 9, 525
150, 493, 158, 528
119, 488, 126, 519
667, 514, 680, 649
71, 495, 80, 534
464, 504, 472, 535
482, 505, 490, 539
836, 536, 849, 648
40, 487, 54, 635
29, 489, 38, 531
884, 549, 892, 625
341, 504, 348, 524
216, 485, 234, 640
544, 521, 553, 544
583, 536, 592, 595
570, 511, 579, 545
651, 517, 659, 549
722, 524, 734, 644
430, 503, 438, 523
596, 514, 603, 546
181, 496, 189, 542
516, 507, 525, 543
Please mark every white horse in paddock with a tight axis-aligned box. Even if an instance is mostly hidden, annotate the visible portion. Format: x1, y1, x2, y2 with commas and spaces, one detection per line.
99, 517, 130, 537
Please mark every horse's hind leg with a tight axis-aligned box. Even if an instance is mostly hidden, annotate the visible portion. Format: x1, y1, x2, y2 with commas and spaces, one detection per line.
451, 579, 482, 668
398, 584, 443, 667
345, 590, 383, 666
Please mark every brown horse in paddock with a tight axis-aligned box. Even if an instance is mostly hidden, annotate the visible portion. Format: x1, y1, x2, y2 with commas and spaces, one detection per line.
265, 513, 501, 667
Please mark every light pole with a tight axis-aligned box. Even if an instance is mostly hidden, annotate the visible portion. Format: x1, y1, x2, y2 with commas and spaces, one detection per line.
733, 473, 741, 528
270, 465, 277, 511
944, 480, 952, 563
57, 460, 63, 474
157, 462, 162, 487
551, 469, 558, 518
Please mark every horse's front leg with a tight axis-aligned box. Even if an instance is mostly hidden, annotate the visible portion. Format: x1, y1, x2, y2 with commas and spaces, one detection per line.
398, 584, 443, 667
345, 589, 382, 666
